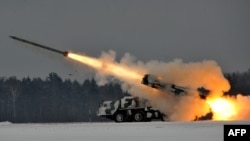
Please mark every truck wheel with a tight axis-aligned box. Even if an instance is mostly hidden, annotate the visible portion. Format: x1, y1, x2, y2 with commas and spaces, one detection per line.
133, 112, 145, 122
114, 113, 126, 122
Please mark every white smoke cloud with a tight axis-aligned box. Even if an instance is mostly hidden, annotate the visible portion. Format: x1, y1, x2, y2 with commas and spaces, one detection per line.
83, 50, 249, 121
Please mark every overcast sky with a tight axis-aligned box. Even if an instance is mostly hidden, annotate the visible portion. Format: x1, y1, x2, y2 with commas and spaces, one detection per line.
0, 0, 250, 81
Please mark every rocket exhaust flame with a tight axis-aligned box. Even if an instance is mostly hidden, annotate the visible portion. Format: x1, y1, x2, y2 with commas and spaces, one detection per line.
10, 36, 250, 121
206, 98, 237, 120
67, 53, 143, 82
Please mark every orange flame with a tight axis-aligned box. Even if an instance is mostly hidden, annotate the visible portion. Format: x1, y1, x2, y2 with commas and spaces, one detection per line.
206, 97, 237, 120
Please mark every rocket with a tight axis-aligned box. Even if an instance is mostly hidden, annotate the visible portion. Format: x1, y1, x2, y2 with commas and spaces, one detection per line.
9, 36, 69, 57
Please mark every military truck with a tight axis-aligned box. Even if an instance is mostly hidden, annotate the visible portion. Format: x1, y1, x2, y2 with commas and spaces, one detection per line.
97, 96, 165, 122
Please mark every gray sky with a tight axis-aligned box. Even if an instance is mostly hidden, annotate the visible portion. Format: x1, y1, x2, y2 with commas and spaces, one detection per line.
1, 0, 250, 81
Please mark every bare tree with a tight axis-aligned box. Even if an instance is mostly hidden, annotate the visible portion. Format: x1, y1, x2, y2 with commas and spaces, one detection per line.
5, 77, 20, 121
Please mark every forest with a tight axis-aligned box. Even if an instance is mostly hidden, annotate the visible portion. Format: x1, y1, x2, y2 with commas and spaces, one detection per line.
0, 70, 250, 123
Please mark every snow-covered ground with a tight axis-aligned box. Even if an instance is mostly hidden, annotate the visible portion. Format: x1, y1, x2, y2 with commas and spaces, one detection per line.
0, 121, 249, 141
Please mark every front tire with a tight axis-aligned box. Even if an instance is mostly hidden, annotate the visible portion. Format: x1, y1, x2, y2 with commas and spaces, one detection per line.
114, 112, 126, 122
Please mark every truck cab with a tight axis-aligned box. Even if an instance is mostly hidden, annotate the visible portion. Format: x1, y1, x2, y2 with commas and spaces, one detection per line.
97, 96, 165, 122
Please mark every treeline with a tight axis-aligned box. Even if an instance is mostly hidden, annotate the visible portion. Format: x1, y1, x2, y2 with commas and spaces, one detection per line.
224, 70, 250, 96
0, 72, 128, 123
0, 70, 250, 123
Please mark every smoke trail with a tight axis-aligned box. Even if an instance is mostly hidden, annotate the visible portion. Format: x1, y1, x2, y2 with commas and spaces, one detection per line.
68, 50, 250, 121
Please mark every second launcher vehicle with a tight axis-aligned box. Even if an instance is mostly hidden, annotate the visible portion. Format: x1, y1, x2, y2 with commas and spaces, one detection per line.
141, 74, 210, 99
